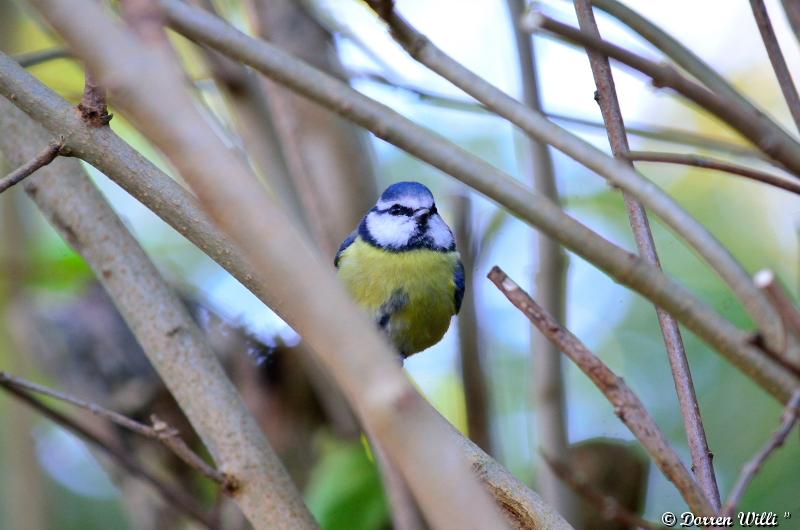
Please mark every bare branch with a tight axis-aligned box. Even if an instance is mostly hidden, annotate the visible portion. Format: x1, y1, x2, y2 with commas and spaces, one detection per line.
749, 0, 800, 132
573, 0, 719, 511
522, 10, 800, 178
0, 98, 316, 529
721, 390, 800, 516
155, 1, 798, 401
0, 380, 216, 528
13, 47, 71, 67
0, 371, 233, 490
0, 140, 61, 193
0, 53, 572, 530
488, 266, 714, 516
507, 0, 571, 516
627, 151, 800, 196
782, 0, 800, 45
541, 453, 667, 530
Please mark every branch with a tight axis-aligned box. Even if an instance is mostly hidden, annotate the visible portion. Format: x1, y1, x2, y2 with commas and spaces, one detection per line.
77, 70, 112, 127
28, 1, 512, 528
360, 1, 791, 387
541, 453, 667, 530
0, 380, 216, 528
488, 266, 714, 516
0, 97, 316, 529
351, 69, 764, 160
13, 47, 71, 67
573, 0, 720, 511
721, 390, 800, 516
507, 0, 571, 516
626, 151, 800, 196
150, 1, 798, 401
0, 371, 234, 491
522, 10, 800, 178
782, 0, 800, 46
0, 52, 571, 530
0, 139, 61, 193
749, 0, 800, 132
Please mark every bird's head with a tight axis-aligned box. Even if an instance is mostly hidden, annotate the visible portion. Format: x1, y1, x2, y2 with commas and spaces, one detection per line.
359, 181, 455, 251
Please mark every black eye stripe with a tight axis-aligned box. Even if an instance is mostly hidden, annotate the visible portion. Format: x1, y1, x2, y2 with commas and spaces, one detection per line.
386, 204, 414, 216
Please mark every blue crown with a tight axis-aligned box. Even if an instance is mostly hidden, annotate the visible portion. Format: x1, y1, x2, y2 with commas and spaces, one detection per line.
380, 181, 434, 202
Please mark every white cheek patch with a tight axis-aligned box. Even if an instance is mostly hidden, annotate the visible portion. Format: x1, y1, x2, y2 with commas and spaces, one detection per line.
366, 211, 417, 248
376, 194, 433, 211
426, 214, 455, 250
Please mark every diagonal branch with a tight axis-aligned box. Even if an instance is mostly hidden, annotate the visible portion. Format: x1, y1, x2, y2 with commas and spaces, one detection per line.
0, 381, 216, 528
721, 390, 800, 516
626, 151, 800, 196
573, 0, 719, 511
0, 371, 234, 491
488, 266, 714, 516
0, 139, 61, 193
749, 0, 800, 133
523, 10, 800, 178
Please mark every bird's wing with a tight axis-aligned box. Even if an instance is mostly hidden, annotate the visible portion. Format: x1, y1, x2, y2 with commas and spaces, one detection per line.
334, 230, 358, 268
454, 258, 465, 314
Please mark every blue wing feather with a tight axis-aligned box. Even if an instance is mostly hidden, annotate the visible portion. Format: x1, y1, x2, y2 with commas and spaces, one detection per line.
454, 259, 465, 314
334, 230, 358, 268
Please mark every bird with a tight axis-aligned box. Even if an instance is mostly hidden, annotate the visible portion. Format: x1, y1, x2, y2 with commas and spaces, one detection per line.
335, 181, 464, 358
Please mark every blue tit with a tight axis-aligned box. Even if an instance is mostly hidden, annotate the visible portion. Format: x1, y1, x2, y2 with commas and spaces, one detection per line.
335, 181, 464, 358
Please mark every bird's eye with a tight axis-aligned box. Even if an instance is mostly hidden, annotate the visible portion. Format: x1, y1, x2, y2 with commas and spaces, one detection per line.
388, 204, 412, 216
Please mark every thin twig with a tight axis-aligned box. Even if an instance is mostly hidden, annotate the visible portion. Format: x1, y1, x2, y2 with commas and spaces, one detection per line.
749, 0, 800, 133
507, 0, 571, 516
782, 0, 800, 46
13, 47, 72, 68
0, 381, 217, 528
541, 453, 667, 530
574, 0, 720, 511
488, 266, 714, 516
627, 151, 800, 196
0, 140, 62, 193
352, 68, 764, 160
721, 390, 800, 516
0, 371, 234, 490
522, 9, 800, 177
754, 270, 800, 371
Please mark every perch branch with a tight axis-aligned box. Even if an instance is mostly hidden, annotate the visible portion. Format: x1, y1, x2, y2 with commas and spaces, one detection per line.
721, 390, 800, 516
0, 371, 233, 490
626, 151, 800, 196
507, 0, 571, 516
523, 10, 800, 177
574, 0, 719, 511
488, 266, 714, 516
0, 140, 61, 194
28, 1, 513, 528
0, 381, 216, 528
0, 53, 571, 530
749, 0, 800, 132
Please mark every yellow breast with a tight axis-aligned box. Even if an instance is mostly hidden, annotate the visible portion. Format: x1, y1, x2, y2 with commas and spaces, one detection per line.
336, 237, 460, 356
